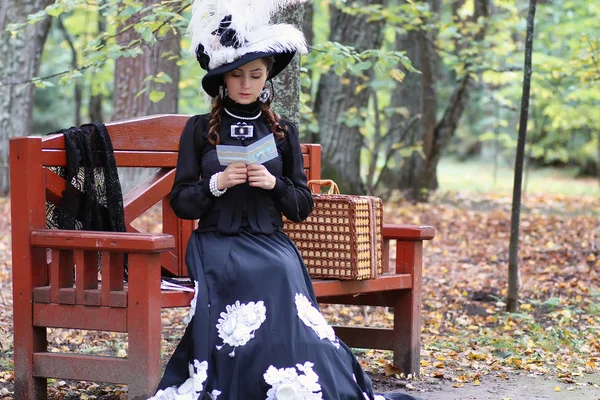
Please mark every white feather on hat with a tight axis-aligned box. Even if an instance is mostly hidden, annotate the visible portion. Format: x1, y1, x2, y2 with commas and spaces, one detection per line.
188, 0, 308, 70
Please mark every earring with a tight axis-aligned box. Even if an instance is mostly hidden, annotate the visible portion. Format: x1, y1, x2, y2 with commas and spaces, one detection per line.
218, 85, 228, 99
258, 87, 271, 103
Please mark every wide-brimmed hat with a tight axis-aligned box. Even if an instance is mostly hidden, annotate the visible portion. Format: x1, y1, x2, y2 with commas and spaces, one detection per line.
188, 0, 308, 98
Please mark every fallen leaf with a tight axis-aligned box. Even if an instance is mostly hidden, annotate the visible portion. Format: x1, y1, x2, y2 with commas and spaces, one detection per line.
383, 363, 400, 377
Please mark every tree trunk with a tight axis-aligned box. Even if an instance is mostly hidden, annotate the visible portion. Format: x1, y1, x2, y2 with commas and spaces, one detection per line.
400, 0, 490, 201
302, 0, 313, 47
89, 92, 104, 123
507, 0, 537, 313
413, 74, 470, 200
0, 0, 52, 195
597, 128, 600, 187
272, 3, 304, 128
301, 1, 315, 142
383, 0, 439, 198
112, 0, 181, 192
313, 0, 387, 194
112, 17, 180, 118
56, 16, 81, 127
89, 5, 107, 123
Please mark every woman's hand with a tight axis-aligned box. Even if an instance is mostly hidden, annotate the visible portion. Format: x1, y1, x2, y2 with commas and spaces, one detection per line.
218, 162, 248, 189
247, 164, 276, 190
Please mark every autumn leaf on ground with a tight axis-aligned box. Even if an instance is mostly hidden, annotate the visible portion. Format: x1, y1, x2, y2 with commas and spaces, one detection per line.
384, 363, 401, 377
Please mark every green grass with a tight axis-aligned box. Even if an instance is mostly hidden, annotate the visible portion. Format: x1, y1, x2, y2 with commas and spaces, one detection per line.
437, 157, 600, 196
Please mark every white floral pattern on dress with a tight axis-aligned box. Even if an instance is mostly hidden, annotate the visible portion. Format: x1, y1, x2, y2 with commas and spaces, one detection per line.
183, 281, 200, 326
146, 359, 210, 400
216, 300, 266, 356
295, 293, 340, 348
145, 386, 186, 400
264, 361, 323, 400
190, 359, 208, 394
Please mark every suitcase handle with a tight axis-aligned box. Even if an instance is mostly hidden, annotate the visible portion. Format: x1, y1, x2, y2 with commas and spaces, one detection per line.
307, 179, 340, 195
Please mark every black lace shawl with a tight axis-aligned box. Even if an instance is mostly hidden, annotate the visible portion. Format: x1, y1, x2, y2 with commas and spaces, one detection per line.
46, 123, 128, 277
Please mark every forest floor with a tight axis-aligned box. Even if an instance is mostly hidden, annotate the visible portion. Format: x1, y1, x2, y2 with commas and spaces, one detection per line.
0, 163, 598, 399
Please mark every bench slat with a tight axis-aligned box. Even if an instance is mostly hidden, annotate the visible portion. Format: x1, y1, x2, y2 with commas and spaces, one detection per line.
42, 150, 312, 169
334, 326, 393, 351
33, 353, 130, 383
33, 303, 127, 332
44, 168, 66, 206
34, 286, 128, 307
31, 230, 174, 253
50, 250, 72, 303
101, 252, 126, 306
42, 114, 190, 151
316, 291, 404, 307
312, 274, 412, 297
159, 274, 412, 308
123, 168, 174, 226
75, 250, 97, 304
42, 149, 179, 168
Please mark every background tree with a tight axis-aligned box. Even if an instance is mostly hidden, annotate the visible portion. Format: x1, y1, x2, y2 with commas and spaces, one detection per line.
272, 2, 305, 126
112, 0, 181, 119
88, 9, 107, 123
507, 0, 537, 313
396, 0, 491, 201
0, 0, 53, 195
380, 0, 440, 198
313, 0, 388, 194
56, 16, 82, 126
111, 0, 183, 191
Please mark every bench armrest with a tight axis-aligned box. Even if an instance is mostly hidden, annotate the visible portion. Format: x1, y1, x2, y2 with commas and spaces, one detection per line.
381, 224, 434, 275
383, 224, 435, 241
30, 229, 175, 253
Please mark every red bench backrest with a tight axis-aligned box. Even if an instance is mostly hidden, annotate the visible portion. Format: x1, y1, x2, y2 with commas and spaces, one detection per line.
17, 114, 321, 278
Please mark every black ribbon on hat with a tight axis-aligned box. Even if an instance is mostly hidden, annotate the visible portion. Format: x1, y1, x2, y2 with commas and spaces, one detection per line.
196, 43, 210, 70
211, 14, 242, 48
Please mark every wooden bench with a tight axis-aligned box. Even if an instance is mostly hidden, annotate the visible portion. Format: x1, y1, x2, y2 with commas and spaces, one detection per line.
9, 114, 435, 400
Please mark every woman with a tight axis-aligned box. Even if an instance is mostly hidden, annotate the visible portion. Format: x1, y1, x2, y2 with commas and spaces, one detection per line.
150, 1, 419, 399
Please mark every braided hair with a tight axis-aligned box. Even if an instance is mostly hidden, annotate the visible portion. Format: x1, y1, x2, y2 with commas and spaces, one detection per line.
207, 98, 224, 145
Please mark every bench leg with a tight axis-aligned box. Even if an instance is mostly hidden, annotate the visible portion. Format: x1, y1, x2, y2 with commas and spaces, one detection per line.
14, 327, 47, 400
392, 238, 425, 375
392, 289, 421, 375
127, 254, 162, 400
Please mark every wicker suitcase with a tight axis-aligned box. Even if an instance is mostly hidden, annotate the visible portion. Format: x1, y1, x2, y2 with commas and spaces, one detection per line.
283, 180, 383, 280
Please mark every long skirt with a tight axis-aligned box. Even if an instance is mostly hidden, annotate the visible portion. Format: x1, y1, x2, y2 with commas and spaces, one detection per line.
149, 230, 417, 400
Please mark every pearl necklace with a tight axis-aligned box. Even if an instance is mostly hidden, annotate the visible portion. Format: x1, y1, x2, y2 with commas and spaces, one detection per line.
224, 107, 262, 121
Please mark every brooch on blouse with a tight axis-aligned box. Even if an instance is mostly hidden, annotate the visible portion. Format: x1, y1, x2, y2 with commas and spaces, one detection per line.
230, 122, 254, 139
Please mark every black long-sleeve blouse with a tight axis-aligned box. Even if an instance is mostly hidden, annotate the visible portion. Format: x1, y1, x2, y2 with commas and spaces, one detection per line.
170, 109, 314, 235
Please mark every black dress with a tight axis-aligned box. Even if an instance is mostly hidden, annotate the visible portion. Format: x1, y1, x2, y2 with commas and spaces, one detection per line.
150, 99, 417, 400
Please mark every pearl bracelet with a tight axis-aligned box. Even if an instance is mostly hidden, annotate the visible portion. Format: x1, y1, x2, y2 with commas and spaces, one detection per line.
209, 172, 227, 197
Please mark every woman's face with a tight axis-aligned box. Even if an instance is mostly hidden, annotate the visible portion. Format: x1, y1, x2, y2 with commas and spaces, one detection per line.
223, 58, 269, 104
